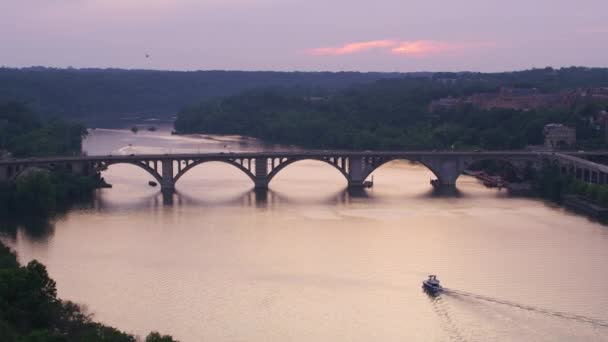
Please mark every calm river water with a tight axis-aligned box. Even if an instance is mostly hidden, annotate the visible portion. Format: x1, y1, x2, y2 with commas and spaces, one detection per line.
3, 126, 608, 341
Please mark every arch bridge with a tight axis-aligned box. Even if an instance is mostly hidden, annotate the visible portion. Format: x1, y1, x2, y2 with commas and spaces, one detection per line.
1, 151, 606, 192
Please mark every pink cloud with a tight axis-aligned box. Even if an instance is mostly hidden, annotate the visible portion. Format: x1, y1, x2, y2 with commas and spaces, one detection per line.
307, 40, 397, 56
307, 40, 495, 57
390, 41, 453, 57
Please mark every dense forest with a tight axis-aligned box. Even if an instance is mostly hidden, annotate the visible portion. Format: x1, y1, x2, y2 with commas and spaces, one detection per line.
0, 102, 95, 217
0, 102, 87, 157
0, 68, 407, 123
175, 67, 608, 150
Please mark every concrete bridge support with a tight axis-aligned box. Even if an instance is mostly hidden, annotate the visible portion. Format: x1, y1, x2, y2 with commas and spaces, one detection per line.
161, 159, 175, 193
346, 156, 370, 188
68, 161, 95, 177
422, 157, 467, 188
254, 158, 270, 190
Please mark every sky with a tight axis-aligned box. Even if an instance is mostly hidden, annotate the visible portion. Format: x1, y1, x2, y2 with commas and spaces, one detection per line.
1, 0, 607, 72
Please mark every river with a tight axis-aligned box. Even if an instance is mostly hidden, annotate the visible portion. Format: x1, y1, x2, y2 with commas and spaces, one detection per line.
3, 125, 608, 341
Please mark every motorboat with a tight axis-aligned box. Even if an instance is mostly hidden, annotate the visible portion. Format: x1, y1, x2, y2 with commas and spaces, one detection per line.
422, 275, 443, 295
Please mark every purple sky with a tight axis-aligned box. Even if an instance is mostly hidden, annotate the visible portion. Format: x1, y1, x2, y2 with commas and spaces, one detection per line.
1, 0, 607, 72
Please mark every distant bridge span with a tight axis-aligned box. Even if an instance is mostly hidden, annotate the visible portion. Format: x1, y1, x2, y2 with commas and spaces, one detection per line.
1, 151, 607, 192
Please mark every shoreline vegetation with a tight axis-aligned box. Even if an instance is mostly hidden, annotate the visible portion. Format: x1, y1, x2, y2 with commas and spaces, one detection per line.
0, 102, 98, 220
0, 102, 178, 341
0, 241, 177, 342
478, 163, 608, 222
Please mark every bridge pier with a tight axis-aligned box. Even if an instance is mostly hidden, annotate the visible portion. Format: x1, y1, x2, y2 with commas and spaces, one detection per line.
161, 159, 175, 193
254, 178, 269, 190
422, 157, 466, 188
346, 156, 370, 189
254, 158, 270, 190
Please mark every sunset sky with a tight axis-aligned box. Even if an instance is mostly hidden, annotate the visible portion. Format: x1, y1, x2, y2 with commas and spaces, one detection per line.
1, 0, 607, 72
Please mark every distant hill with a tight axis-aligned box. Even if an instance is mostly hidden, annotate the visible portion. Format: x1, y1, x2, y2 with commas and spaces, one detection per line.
0, 67, 410, 124
175, 67, 608, 151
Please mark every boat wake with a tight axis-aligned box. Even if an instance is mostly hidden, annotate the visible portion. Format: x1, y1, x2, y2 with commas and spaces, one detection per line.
430, 296, 467, 342
444, 288, 608, 328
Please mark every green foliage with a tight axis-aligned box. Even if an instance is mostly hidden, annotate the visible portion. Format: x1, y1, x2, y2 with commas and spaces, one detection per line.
0, 168, 96, 219
598, 187, 608, 206
533, 165, 569, 201
145, 332, 179, 342
0, 103, 96, 218
565, 179, 608, 207
15, 171, 57, 216
0, 241, 177, 341
175, 68, 608, 150
0, 102, 87, 157
0, 67, 406, 123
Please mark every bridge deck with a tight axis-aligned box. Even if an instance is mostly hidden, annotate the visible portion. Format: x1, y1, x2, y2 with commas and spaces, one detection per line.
0, 150, 548, 165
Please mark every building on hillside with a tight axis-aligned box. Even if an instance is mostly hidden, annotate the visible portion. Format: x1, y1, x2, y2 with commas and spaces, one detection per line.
478, 88, 539, 110
469, 87, 575, 111
580, 87, 608, 99
429, 87, 577, 113
543, 123, 576, 150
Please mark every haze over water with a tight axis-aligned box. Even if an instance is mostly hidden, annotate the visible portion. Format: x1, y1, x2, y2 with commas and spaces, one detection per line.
3, 126, 608, 341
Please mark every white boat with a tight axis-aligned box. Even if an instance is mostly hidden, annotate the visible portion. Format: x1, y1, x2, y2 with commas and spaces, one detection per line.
422, 275, 443, 295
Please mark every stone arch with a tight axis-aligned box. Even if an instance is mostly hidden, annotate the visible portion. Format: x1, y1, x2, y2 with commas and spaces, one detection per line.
173, 159, 256, 185
359, 157, 441, 183
104, 161, 163, 184
266, 157, 349, 184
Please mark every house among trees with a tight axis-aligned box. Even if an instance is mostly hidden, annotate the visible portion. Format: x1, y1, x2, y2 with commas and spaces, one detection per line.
580, 87, 608, 99
469, 87, 574, 111
429, 87, 576, 112
543, 123, 576, 150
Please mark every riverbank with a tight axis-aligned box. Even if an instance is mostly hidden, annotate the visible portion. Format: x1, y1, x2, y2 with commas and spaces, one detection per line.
0, 240, 177, 341
0, 169, 100, 219
464, 165, 608, 223
563, 195, 608, 220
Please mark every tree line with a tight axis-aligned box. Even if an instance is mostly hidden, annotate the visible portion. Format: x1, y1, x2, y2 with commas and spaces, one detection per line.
0, 68, 407, 123
175, 67, 608, 151
0, 102, 87, 157
0, 102, 94, 218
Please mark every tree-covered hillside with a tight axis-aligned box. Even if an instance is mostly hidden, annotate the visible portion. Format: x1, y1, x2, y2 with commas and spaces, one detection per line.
0, 68, 407, 122
175, 67, 608, 150
0, 102, 87, 157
